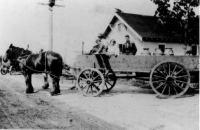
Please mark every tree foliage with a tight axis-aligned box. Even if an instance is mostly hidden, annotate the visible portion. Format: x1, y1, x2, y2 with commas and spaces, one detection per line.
151, 0, 199, 44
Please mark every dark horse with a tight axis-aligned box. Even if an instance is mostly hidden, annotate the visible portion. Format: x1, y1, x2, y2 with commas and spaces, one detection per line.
3, 44, 63, 95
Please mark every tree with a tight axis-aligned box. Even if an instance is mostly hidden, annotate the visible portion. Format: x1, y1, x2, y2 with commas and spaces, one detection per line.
151, 0, 199, 52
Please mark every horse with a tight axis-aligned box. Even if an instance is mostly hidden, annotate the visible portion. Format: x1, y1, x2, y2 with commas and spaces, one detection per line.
3, 44, 63, 96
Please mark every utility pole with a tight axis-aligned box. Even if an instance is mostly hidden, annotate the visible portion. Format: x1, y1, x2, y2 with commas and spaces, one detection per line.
39, 0, 64, 51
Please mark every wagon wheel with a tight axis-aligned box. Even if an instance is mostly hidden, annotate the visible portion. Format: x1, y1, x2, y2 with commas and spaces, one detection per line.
150, 61, 190, 98
1, 68, 7, 75
103, 69, 117, 92
76, 68, 105, 97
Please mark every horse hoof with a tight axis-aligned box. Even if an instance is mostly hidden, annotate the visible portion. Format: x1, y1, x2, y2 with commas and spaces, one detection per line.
42, 83, 49, 89
68, 86, 77, 90
50, 91, 60, 96
25, 89, 34, 94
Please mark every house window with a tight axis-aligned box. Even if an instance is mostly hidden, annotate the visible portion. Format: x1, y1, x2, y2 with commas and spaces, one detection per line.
158, 44, 165, 53
118, 23, 127, 32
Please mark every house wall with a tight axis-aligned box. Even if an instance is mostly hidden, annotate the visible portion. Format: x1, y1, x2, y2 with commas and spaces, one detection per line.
105, 20, 144, 55
105, 19, 193, 55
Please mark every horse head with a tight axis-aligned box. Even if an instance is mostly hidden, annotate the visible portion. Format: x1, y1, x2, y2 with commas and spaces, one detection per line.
3, 43, 15, 62
3, 43, 26, 63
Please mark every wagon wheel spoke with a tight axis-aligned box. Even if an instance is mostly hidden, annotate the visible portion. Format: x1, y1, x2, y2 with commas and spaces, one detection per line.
106, 81, 112, 86
93, 84, 100, 91
80, 84, 88, 90
171, 82, 179, 94
80, 77, 87, 81
152, 74, 165, 79
105, 79, 114, 85
161, 84, 167, 94
152, 80, 165, 83
174, 75, 189, 79
86, 85, 91, 93
104, 70, 109, 77
105, 83, 109, 90
162, 64, 168, 76
88, 69, 94, 79
171, 65, 177, 76
90, 70, 94, 79
82, 72, 89, 79
155, 82, 166, 90
93, 80, 102, 83
175, 80, 188, 84
174, 68, 183, 76
172, 81, 184, 90
155, 69, 166, 77
168, 63, 171, 76
90, 85, 94, 94
93, 75, 100, 81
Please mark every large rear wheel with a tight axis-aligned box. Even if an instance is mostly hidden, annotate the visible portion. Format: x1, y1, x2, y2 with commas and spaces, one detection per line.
150, 61, 190, 98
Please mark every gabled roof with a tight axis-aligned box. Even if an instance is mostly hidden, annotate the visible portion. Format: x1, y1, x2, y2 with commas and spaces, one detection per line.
103, 12, 199, 43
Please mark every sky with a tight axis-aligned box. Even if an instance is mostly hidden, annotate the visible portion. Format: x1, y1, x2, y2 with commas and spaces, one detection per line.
0, 0, 198, 64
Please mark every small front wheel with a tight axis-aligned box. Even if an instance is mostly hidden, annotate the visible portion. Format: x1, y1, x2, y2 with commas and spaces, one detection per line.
76, 68, 105, 97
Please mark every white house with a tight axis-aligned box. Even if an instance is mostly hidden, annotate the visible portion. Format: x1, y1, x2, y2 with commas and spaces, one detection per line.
102, 11, 199, 55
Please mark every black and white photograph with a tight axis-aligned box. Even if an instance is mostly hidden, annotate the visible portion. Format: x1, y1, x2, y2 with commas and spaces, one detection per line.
0, 0, 199, 129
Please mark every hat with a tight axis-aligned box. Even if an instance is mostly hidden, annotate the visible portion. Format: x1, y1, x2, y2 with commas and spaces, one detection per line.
95, 38, 101, 44
98, 33, 104, 39
110, 39, 116, 45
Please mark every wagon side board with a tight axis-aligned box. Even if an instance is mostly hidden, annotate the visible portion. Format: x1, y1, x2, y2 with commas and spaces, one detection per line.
73, 55, 199, 72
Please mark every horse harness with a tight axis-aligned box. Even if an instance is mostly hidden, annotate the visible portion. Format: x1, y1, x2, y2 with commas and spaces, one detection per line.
17, 51, 60, 79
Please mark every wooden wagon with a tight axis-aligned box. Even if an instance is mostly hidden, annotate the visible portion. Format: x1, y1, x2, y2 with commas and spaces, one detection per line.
67, 54, 199, 98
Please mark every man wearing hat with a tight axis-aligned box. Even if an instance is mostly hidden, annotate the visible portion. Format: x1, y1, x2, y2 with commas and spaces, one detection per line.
89, 33, 108, 54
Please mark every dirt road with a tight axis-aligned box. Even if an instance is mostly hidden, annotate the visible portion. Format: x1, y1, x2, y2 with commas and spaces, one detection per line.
0, 75, 123, 129
0, 74, 199, 130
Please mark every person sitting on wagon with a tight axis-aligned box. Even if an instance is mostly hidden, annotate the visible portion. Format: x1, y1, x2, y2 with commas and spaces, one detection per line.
107, 39, 119, 56
89, 35, 108, 55
122, 35, 137, 55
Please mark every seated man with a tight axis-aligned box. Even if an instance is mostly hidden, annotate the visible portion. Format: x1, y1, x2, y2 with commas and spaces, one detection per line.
89, 39, 107, 54
122, 35, 137, 55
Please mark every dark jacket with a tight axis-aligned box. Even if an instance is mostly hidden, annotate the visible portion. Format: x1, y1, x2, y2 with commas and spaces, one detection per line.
122, 40, 137, 55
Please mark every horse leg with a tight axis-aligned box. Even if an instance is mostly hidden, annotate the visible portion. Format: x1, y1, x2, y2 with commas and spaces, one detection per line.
42, 73, 49, 89
50, 77, 60, 96
24, 72, 34, 93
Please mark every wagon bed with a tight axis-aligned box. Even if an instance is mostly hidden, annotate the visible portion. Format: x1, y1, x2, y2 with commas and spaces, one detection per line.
72, 55, 199, 98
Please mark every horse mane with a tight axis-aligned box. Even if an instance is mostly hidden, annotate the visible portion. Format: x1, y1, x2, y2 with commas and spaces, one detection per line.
8, 45, 31, 61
